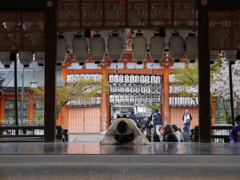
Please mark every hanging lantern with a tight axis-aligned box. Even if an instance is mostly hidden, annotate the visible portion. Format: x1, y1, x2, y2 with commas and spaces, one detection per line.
58, 5, 70, 27
175, 4, 190, 25
10, 24, 25, 47
18, 36, 34, 67
27, 23, 42, 46
159, 5, 171, 25
105, 6, 119, 26
169, 32, 184, 62
0, 23, 9, 40
214, 23, 228, 48
150, 33, 164, 63
209, 32, 220, 63
143, 30, 155, 52
56, 34, 67, 66
185, 33, 198, 63
128, 6, 140, 26
72, 34, 88, 66
224, 33, 239, 63
90, 6, 102, 26
108, 33, 123, 63
90, 34, 105, 64
72, 6, 86, 26
132, 33, 147, 64
99, 31, 110, 52
142, 6, 157, 25
35, 34, 45, 66
0, 36, 14, 68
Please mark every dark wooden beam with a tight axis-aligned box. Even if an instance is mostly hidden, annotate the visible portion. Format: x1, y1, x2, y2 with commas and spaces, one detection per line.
198, 0, 211, 142
44, 0, 57, 142
0, 0, 45, 12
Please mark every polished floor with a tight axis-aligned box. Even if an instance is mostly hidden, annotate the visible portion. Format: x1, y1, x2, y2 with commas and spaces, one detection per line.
0, 142, 240, 155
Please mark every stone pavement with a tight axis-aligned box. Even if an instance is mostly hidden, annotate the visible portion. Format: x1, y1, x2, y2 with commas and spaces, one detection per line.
68, 134, 105, 142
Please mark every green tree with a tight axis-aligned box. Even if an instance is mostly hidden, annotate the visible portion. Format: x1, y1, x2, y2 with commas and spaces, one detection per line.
30, 77, 109, 123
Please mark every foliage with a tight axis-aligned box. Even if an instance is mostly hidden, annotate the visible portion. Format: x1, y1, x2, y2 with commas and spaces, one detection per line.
143, 103, 161, 113
29, 77, 109, 123
172, 59, 240, 124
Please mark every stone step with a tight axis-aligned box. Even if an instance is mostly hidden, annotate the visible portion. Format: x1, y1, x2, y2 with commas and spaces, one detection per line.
1, 155, 239, 180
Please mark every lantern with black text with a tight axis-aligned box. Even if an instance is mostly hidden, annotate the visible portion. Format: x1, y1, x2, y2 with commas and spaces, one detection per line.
169, 32, 184, 62
132, 33, 147, 64
18, 36, 33, 67
108, 33, 123, 63
150, 33, 164, 63
56, 35, 67, 66
90, 34, 105, 64
72, 34, 88, 66
72, 6, 86, 26
185, 33, 198, 63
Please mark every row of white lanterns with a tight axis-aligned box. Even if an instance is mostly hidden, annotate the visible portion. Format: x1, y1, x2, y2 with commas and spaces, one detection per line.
58, 4, 195, 27
109, 74, 161, 84
110, 84, 161, 94
169, 85, 198, 94
66, 74, 102, 83
109, 94, 161, 104
66, 97, 101, 107
169, 97, 198, 107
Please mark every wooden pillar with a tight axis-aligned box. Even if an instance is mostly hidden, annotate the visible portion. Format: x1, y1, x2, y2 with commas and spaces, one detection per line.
44, 0, 57, 142
163, 69, 170, 125
198, 1, 211, 142
100, 68, 109, 132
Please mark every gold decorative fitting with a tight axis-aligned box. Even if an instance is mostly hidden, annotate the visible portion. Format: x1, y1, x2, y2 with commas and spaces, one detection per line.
202, 0, 207, 5
47, 0, 53, 7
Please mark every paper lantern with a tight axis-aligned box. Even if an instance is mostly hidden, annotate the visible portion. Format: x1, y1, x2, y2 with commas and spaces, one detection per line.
128, 6, 140, 26
108, 33, 123, 63
224, 33, 239, 63
56, 35, 67, 66
209, 33, 220, 63
142, 6, 157, 25
0, 24, 9, 40
0, 36, 14, 68
90, 6, 102, 26
125, 74, 129, 83
27, 23, 42, 46
35, 34, 45, 66
18, 36, 33, 67
99, 31, 110, 52
143, 30, 155, 52
105, 6, 119, 26
159, 5, 171, 25
72, 34, 88, 66
169, 32, 184, 62
132, 33, 147, 64
90, 34, 105, 64
150, 33, 164, 63
175, 5, 190, 25
134, 75, 139, 83
72, 6, 86, 26
185, 33, 198, 63
58, 5, 70, 27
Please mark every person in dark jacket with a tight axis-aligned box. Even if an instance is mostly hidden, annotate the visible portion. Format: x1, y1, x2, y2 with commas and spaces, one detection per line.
146, 114, 155, 132
162, 124, 178, 142
154, 110, 162, 136
147, 128, 160, 142
129, 111, 137, 124
182, 127, 191, 142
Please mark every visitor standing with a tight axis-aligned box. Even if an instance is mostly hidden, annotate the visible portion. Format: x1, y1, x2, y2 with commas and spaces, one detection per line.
182, 109, 192, 132
154, 110, 162, 136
